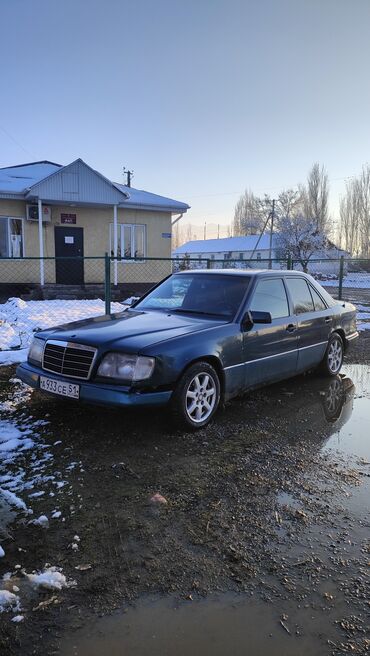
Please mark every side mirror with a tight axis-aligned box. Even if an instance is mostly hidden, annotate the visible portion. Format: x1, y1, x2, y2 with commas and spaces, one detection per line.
241, 311, 254, 331
251, 310, 272, 324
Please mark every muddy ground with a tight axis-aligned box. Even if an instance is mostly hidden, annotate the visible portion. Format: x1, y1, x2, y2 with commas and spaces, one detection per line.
0, 334, 369, 655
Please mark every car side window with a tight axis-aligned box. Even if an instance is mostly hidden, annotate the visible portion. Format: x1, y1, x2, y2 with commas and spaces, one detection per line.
309, 285, 327, 311
286, 278, 314, 314
250, 278, 289, 319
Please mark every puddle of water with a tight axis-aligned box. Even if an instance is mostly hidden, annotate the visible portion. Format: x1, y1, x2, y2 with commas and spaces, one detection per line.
324, 364, 370, 458
322, 365, 370, 518
61, 593, 341, 656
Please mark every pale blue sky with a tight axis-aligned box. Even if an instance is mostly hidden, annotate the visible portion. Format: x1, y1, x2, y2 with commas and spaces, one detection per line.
1, 0, 370, 226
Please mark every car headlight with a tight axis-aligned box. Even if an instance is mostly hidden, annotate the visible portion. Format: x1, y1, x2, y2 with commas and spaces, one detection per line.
28, 337, 45, 364
97, 353, 155, 382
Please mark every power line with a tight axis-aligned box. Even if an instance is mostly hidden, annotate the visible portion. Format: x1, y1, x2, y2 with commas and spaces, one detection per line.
0, 125, 37, 160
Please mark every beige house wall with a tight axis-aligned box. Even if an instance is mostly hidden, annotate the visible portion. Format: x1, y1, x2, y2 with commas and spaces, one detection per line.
0, 200, 172, 284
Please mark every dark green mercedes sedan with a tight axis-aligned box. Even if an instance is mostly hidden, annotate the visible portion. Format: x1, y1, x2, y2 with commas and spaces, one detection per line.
17, 270, 358, 429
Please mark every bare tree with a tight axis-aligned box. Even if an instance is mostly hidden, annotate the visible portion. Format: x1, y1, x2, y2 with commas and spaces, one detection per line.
358, 166, 370, 256
339, 179, 361, 255
303, 162, 330, 234
274, 188, 304, 220
233, 190, 267, 236
276, 215, 326, 272
339, 165, 370, 256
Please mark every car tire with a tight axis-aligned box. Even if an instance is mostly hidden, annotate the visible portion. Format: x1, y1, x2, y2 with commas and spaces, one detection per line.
319, 333, 344, 376
171, 361, 221, 430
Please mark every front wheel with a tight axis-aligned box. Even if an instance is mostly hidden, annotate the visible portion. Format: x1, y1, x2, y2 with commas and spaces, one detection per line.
320, 333, 344, 376
171, 362, 221, 430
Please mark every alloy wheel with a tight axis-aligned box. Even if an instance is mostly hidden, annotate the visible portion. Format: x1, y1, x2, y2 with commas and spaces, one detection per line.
185, 372, 217, 423
327, 337, 343, 374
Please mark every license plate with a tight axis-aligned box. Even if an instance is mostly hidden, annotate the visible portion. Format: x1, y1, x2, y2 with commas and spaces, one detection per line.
40, 376, 80, 399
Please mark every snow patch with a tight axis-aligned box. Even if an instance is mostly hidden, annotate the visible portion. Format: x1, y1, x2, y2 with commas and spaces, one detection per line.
29, 514, 49, 528
26, 566, 76, 590
0, 590, 20, 613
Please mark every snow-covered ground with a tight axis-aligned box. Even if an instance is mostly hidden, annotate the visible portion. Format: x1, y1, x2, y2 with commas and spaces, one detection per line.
324, 273, 370, 289
0, 378, 81, 617
0, 297, 127, 365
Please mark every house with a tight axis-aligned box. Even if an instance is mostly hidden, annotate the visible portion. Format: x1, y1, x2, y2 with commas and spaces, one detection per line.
173, 235, 278, 264
173, 235, 349, 274
0, 159, 189, 291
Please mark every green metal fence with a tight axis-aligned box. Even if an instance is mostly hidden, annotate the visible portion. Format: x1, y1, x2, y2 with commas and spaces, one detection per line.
1, 254, 370, 317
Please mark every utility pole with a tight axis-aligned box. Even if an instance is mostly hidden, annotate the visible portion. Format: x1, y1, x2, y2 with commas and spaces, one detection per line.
204, 222, 207, 240
217, 224, 220, 239
268, 199, 276, 269
123, 167, 134, 187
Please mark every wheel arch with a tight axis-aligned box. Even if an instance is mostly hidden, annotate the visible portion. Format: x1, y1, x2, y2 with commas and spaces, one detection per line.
332, 328, 347, 350
177, 355, 225, 400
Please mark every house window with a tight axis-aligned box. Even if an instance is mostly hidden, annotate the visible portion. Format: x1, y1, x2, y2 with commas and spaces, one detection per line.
256, 252, 261, 261
224, 252, 232, 260
211, 254, 215, 260
0, 217, 24, 258
110, 224, 146, 258
239, 252, 244, 260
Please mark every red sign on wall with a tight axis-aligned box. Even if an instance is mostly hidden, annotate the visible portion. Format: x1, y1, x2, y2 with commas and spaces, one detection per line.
61, 213, 77, 224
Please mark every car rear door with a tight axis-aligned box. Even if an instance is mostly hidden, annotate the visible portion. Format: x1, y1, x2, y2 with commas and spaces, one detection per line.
284, 276, 328, 372
242, 277, 298, 387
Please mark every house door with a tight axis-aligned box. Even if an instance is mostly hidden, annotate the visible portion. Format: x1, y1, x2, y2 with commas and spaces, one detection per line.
54, 227, 84, 285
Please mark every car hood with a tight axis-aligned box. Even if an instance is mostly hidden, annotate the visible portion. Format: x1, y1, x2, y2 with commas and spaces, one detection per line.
37, 309, 227, 351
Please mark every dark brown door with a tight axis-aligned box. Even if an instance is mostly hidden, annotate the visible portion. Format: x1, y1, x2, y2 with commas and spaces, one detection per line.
55, 227, 84, 284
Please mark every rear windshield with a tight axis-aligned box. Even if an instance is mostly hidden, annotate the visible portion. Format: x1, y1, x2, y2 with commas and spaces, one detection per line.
134, 274, 251, 319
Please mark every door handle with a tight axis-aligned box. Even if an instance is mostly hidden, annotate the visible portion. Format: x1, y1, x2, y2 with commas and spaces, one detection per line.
286, 323, 296, 333
324, 317, 331, 323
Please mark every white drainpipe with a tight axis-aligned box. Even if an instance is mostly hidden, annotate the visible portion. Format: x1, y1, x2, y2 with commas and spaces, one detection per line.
38, 198, 44, 285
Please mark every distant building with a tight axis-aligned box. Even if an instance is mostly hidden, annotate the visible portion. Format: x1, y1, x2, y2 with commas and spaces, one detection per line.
173, 235, 277, 263
173, 235, 349, 275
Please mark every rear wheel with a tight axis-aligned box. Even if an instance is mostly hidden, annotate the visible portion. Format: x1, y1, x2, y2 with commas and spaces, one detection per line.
171, 362, 221, 430
320, 333, 344, 376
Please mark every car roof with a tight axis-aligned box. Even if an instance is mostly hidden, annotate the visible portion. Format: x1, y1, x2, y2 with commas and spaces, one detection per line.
174, 268, 311, 278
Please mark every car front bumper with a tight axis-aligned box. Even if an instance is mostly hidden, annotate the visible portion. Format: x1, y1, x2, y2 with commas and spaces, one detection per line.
16, 362, 172, 408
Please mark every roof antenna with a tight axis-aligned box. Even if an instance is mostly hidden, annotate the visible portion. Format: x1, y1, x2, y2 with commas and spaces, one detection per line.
123, 167, 134, 187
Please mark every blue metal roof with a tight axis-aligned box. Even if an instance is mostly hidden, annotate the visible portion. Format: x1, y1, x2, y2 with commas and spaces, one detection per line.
174, 235, 275, 254
0, 162, 62, 193
114, 183, 189, 212
0, 159, 189, 212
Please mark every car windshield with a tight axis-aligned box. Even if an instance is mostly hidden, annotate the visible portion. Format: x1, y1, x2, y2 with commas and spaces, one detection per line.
134, 274, 250, 319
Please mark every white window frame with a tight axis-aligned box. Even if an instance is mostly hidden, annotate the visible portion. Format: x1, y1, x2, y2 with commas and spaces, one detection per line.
0, 216, 25, 258
109, 223, 146, 260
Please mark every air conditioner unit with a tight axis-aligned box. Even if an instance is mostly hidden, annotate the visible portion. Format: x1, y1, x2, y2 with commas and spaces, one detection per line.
26, 204, 52, 223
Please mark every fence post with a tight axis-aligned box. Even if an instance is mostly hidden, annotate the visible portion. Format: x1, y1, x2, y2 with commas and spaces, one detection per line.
104, 253, 111, 315
338, 255, 344, 300
287, 253, 292, 270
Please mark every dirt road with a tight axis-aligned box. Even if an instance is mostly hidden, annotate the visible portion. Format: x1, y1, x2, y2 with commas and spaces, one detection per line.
0, 337, 369, 655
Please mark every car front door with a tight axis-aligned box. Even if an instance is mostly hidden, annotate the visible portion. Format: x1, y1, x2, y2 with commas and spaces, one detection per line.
284, 277, 328, 372
242, 277, 298, 388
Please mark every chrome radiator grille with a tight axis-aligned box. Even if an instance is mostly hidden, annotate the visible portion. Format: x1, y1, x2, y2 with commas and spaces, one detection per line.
42, 340, 97, 380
